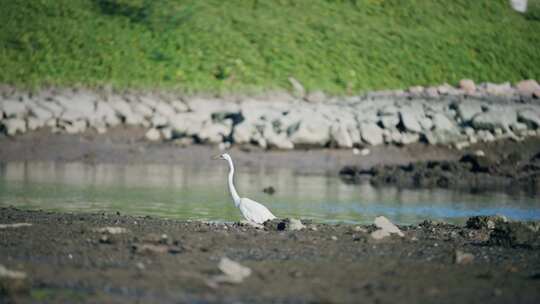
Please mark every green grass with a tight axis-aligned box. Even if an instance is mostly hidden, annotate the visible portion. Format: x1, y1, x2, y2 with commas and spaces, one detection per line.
1, 0, 539, 94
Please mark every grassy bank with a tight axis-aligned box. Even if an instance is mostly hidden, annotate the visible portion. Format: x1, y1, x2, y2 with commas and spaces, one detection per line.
1, 0, 539, 94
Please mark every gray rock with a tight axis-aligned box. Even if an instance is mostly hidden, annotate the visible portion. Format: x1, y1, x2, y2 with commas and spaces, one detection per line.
266, 131, 294, 150
360, 122, 384, 146
517, 109, 540, 128
63, 120, 87, 134
95, 102, 121, 126
155, 102, 176, 118
408, 86, 424, 95
424, 130, 467, 145
379, 115, 400, 129
472, 109, 517, 131
287, 218, 306, 231
170, 112, 208, 136
170, 100, 189, 112
145, 128, 161, 141
37, 100, 63, 117
198, 121, 232, 143
331, 124, 353, 148
425, 87, 439, 98
400, 133, 420, 144
399, 109, 422, 133
456, 102, 483, 122
29, 105, 53, 121
1, 100, 27, 118
133, 103, 154, 117
27, 117, 46, 131
233, 121, 256, 144
151, 115, 168, 128
3, 118, 26, 135
431, 113, 455, 131
289, 115, 330, 146
418, 117, 433, 131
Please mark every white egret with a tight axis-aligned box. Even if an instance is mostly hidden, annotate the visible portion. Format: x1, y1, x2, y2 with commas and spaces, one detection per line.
214, 153, 277, 224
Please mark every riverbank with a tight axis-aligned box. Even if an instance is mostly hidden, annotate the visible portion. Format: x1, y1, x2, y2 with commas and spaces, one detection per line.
1, 207, 539, 303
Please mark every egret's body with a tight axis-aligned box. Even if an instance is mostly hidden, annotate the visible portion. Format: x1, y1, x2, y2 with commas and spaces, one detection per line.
217, 153, 276, 224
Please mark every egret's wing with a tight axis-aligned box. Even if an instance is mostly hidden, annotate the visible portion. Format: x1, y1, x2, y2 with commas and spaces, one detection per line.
239, 197, 276, 224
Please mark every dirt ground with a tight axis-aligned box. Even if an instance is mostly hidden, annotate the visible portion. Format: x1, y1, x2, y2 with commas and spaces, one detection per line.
1, 130, 540, 303
1, 207, 539, 303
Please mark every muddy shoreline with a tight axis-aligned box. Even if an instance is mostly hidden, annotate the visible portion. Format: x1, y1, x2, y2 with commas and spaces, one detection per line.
1, 207, 539, 303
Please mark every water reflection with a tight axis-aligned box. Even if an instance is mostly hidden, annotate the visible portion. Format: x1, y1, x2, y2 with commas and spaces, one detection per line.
0, 161, 539, 224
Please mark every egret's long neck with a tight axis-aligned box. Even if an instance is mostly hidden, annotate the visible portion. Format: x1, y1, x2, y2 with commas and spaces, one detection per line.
226, 158, 241, 207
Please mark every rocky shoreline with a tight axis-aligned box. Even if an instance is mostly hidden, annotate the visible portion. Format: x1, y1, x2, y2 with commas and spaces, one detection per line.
1, 80, 539, 151
1, 207, 539, 303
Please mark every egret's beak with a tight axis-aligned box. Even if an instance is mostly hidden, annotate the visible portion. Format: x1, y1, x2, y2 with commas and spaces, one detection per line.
211, 154, 221, 160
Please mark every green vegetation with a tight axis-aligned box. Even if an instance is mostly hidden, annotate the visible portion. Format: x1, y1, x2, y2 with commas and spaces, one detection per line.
1, 0, 539, 94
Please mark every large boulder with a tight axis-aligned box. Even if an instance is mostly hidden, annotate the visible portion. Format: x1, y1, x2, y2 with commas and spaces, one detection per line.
289, 114, 331, 146
360, 122, 384, 146
431, 113, 456, 131
155, 102, 176, 118
265, 129, 294, 150
0, 100, 27, 118
3, 118, 26, 135
455, 102, 483, 122
95, 101, 121, 126
330, 123, 353, 148
472, 109, 517, 131
233, 121, 257, 144
198, 121, 232, 143
399, 108, 423, 133
518, 109, 540, 128
170, 112, 208, 136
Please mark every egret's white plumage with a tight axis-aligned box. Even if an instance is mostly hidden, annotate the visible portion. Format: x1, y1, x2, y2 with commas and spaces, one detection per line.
217, 153, 276, 224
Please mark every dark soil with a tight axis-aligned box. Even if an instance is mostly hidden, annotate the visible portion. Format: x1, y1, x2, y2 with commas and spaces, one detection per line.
1, 208, 540, 303
340, 137, 540, 194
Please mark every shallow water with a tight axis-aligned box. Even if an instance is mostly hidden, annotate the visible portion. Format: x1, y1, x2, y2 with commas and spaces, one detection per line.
0, 161, 539, 224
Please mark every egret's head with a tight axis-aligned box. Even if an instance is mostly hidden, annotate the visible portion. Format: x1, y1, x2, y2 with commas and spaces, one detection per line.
213, 153, 231, 161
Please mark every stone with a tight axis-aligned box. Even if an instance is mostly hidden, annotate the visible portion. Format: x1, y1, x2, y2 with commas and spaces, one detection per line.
161, 127, 173, 140
198, 121, 232, 143
331, 124, 353, 148
424, 130, 467, 145
459, 79, 476, 94
477, 130, 496, 142
64, 120, 87, 134
481, 82, 514, 96
151, 115, 168, 128
455, 250, 474, 265
27, 117, 45, 131
431, 113, 455, 131
437, 83, 453, 95
29, 105, 53, 121
419, 117, 433, 131
145, 128, 161, 141
360, 148, 370, 156
170, 100, 189, 112
399, 109, 422, 133
37, 100, 63, 117
155, 102, 176, 118
305, 90, 326, 103
170, 112, 208, 136
289, 115, 331, 146
1, 100, 27, 117
138, 95, 158, 109
3, 118, 26, 135
517, 109, 540, 128
472, 109, 517, 131
212, 257, 251, 284
287, 218, 306, 231
516, 80, 540, 96
379, 115, 400, 129
456, 102, 483, 122
288, 77, 305, 98
400, 133, 420, 144
95, 102, 121, 127
233, 121, 256, 144
266, 131, 294, 150
425, 87, 439, 98
133, 103, 154, 117
371, 216, 404, 239
360, 122, 384, 145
